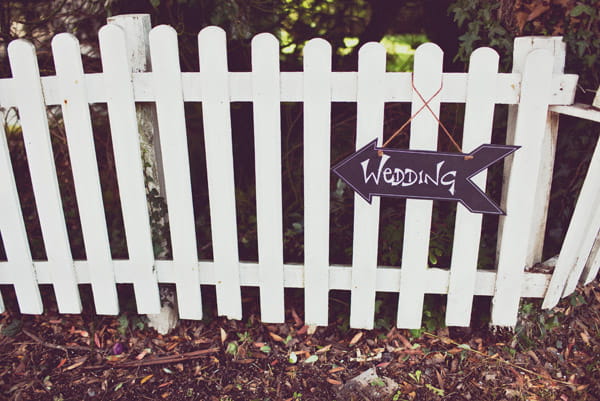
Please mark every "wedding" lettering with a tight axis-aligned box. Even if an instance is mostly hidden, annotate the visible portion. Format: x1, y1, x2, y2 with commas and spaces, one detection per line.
360, 155, 457, 195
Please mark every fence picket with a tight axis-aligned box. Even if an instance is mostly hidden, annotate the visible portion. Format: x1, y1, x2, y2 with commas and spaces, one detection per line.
349, 42, 386, 329
99, 25, 160, 314
0, 110, 43, 314
251, 33, 285, 323
492, 50, 554, 326
149, 25, 203, 319
583, 235, 600, 285
542, 137, 600, 307
565, 221, 600, 294
7, 40, 81, 313
303, 38, 332, 326
52, 33, 119, 315
446, 47, 499, 326
198, 26, 242, 319
396, 43, 443, 329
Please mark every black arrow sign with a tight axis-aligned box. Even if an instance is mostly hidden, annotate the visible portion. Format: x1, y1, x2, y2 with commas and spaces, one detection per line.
332, 139, 519, 215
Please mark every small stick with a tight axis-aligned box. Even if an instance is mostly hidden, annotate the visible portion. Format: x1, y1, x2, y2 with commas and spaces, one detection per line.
85, 347, 220, 369
22, 329, 92, 354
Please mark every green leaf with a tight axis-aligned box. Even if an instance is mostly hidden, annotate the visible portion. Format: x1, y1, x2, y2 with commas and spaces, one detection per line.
570, 4, 594, 17
369, 378, 386, 387
114, 382, 124, 391
117, 315, 129, 336
288, 352, 298, 364
303, 354, 318, 364
425, 384, 445, 396
260, 345, 271, 353
226, 341, 238, 356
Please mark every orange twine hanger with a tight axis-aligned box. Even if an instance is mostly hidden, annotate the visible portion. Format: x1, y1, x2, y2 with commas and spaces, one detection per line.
378, 75, 473, 160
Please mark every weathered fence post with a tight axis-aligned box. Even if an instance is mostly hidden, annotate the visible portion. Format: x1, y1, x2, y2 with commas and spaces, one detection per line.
107, 14, 176, 333
492, 37, 562, 326
497, 37, 565, 268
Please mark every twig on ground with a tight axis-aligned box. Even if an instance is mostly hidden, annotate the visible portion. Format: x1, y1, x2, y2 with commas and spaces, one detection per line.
22, 329, 93, 354
85, 347, 220, 369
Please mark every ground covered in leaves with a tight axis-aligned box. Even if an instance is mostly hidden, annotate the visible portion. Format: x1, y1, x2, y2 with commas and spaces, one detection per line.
1, 281, 599, 401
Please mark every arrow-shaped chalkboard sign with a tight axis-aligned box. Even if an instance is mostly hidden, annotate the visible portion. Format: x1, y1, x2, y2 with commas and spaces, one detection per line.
332, 140, 519, 215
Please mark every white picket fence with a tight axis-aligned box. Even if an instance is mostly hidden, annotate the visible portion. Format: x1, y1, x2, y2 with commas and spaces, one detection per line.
0, 14, 598, 329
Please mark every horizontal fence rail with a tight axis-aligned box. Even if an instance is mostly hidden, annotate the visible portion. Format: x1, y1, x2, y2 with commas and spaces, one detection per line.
1, 15, 598, 330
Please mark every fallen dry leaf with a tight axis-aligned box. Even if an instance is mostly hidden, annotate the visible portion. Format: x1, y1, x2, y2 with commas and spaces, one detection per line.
220, 328, 227, 344
269, 332, 284, 342
316, 344, 332, 354
65, 357, 87, 371
580, 331, 590, 346
55, 358, 67, 370
327, 377, 342, 385
136, 349, 151, 360
158, 380, 173, 388
349, 331, 363, 346
140, 374, 153, 384
291, 309, 303, 327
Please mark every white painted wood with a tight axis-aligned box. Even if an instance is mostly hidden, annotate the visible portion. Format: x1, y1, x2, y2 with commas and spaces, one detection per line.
565, 222, 600, 293
492, 49, 554, 326
251, 33, 285, 323
564, 175, 600, 293
396, 43, 443, 329
108, 14, 168, 256
106, 14, 162, 171
99, 24, 160, 314
446, 47, 499, 326
526, 111, 558, 265
498, 37, 565, 268
7, 39, 81, 313
1, 260, 554, 298
543, 137, 600, 307
582, 233, 600, 284
349, 42, 386, 329
0, 109, 43, 314
0, 71, 578, 108
198, 26, 242, 319
303, 38, 332, 326
526, 39, 565, 265
149, 25, 202, 319
52, 33, 119, 315
549, 104, 600, 123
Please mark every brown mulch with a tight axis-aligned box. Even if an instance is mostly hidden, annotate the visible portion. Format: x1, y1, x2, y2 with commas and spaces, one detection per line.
0, 282, 599, 401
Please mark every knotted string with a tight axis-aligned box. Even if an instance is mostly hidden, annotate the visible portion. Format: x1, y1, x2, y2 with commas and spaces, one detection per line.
378, 75, 473, 160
